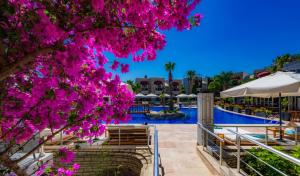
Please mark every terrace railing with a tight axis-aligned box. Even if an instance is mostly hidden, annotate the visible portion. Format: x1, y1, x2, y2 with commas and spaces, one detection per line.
228, 129, 300, 176
128, 104, 150, 114
198, 123, 225, 167
197, 123, 300, 176
153, 127, 164, 176
154, 128, 159, 176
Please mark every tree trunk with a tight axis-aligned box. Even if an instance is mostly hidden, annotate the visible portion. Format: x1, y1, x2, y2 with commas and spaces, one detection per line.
0, 47, 54, 81
168, 71, 174, 111
189, 78, 192, 94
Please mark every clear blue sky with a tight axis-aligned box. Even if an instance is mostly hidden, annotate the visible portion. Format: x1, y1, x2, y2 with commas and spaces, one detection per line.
108, 0, 300, 81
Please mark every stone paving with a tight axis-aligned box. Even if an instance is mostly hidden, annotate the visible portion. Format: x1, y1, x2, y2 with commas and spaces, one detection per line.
156, 124, 219, 176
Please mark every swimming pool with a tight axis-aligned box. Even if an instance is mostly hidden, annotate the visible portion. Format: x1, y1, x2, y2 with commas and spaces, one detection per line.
126, 106, 279, 124
126, 106, 197, 124
214, 108, 279, 124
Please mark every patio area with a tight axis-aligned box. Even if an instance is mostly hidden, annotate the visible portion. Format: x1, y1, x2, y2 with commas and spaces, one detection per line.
156, 124, 219, 176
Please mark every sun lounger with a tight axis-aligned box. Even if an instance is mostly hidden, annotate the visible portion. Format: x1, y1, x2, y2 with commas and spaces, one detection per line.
105, 125, 151, 146
283, 127, 300, 141
214, 127, 277, 146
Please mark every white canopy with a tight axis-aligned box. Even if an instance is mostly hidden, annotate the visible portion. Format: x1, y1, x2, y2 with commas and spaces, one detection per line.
135, 93, 146, 98
221, 71, 300, 98
188, 94, 197, 98
146, 93, 158, 98
176, 94, 189, 98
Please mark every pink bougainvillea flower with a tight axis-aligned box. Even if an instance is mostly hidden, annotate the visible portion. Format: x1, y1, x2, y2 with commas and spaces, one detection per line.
58, 147, 75, 164
194, 13, 203, 26
72, 163, 80, 171
110, 60, 119, 70
91, 0, 104, 13
121, 64, 129, 73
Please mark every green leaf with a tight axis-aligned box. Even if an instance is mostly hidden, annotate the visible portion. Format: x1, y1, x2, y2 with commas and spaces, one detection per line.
44, 10, 49, 15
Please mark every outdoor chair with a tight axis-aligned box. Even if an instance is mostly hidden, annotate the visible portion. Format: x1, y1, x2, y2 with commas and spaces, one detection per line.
105, 125, 151, 146
283, 126, 300, 141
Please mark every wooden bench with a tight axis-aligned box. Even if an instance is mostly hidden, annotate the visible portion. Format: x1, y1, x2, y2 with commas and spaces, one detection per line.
105, 126, 150, 146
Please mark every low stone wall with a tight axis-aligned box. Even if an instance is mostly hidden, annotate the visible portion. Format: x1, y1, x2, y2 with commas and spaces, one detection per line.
52, 148, 151, 176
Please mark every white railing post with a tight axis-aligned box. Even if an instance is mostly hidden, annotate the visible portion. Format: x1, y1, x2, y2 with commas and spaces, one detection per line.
197, 93, 214, 146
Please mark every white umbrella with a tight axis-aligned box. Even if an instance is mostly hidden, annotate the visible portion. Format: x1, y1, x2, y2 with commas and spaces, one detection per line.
146, 93, 158, 98
176, 94, 189, 98
221, 71, 300, 140
188, 94, 197, 98
221, 71, 300, 98
135, 93, 146, 98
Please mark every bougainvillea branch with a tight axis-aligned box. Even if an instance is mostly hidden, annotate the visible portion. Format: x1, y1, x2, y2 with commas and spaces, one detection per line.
0, 0, 201, 175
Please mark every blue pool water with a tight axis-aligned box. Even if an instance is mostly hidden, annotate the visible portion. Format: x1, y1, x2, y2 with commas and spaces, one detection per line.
126, 107, 197, 124
126, 107, 279, 124
214, 108, 279, 124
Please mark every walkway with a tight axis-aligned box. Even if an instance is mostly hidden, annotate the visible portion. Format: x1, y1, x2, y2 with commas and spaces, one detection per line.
156, 124, 219, 176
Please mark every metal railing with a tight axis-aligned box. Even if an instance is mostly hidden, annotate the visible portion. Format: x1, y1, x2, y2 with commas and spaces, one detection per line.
227, 129, 300, 175
216, 124, 299, 145
197, 123, 300, 176
198, 123, 225, 166
154, 128, 159, 176
128, 104, 150, 114
153, 127, 164, 176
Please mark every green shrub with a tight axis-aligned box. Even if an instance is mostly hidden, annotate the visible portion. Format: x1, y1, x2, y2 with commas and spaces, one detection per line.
291, 146, 300, 159
227, 97, 234, 103
242, 148, 300, 176
253, 107, 272, 116
281, 98, 289, 112
245, 97, 254, 104
161, 108, 179, 113
233, 104, 242, 109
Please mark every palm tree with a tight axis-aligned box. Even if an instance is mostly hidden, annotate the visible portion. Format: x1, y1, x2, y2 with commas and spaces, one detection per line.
126, 80, 141, 93
186, 70, 196, 94
165, 62, 176, 110
271, 54, 291, 72
215, 71, 234, 90
208, 80, 221, 93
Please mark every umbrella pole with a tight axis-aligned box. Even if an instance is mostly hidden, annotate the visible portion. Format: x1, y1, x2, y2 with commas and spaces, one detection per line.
279, 92, 283, 141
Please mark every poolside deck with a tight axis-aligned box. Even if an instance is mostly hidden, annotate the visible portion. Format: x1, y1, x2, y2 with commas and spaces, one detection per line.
156, 124, 219, 176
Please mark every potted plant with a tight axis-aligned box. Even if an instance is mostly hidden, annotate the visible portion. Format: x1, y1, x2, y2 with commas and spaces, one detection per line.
281, 98, 291, 121
226, 104, 234, 111
254, 107, 267, 117
265, 109, 273, 117
233, 104, 242, 113
225, 98, 234, 111
220, 102, 225, 109
244, 97, 253, 115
